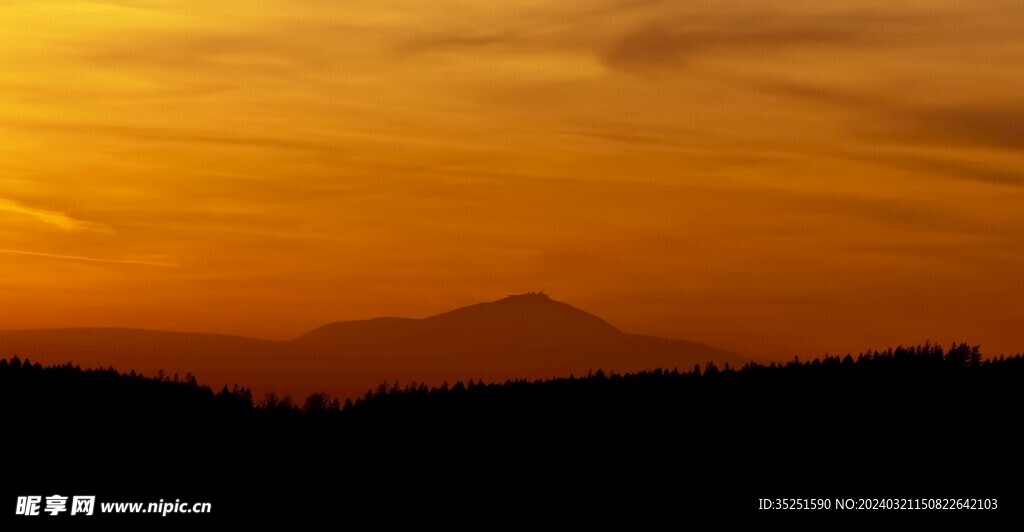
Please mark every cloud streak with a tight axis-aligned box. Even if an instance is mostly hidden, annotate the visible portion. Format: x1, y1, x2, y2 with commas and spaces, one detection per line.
883, 105, 1024, 152
0, 199, 109, 232
0, 248, 175, 267
602, 10, 933, 73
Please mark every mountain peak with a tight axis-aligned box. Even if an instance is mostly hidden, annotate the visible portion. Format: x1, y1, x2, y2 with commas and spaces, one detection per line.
299, 293, 621, 345
426, 293, 621, 336
504, 291, 550, 300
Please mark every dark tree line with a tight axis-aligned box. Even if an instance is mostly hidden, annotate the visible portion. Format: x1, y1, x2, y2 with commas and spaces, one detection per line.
2, 342, 1019, 425
4, 342, 1021, 522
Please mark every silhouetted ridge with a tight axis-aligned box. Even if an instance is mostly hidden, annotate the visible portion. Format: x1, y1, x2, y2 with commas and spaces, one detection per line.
298, 292, 621, 344
0, 293, 742, 398
296, 317, 419, 345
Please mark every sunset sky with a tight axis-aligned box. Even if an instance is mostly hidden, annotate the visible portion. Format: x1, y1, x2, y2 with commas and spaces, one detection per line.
1, 0, 1022, 359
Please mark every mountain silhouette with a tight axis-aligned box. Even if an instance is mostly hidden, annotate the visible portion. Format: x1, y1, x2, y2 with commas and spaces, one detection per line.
0, 293, 743, 398
298, 292, 621, 348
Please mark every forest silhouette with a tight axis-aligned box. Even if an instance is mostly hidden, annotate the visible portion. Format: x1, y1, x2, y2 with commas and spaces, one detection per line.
3, 342, 1012, 423
3, 342, 1020, 523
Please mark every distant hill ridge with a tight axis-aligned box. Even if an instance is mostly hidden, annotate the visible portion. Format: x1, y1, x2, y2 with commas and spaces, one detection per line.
0, 293, 744, 399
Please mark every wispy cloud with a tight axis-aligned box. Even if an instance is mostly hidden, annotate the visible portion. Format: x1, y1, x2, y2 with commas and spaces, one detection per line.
602, 10, 933, 73
849, 151, 1024, 188
6, 121, 342, 154
0, 199, 110, 232
0, 248, 175, 267
880, 105, 1024, 152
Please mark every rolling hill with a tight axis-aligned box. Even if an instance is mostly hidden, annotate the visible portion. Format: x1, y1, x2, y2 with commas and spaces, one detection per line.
0, 292, 744, 399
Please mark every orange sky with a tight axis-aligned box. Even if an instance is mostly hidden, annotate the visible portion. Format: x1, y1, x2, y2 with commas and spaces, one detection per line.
1, 0, 1022, 359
